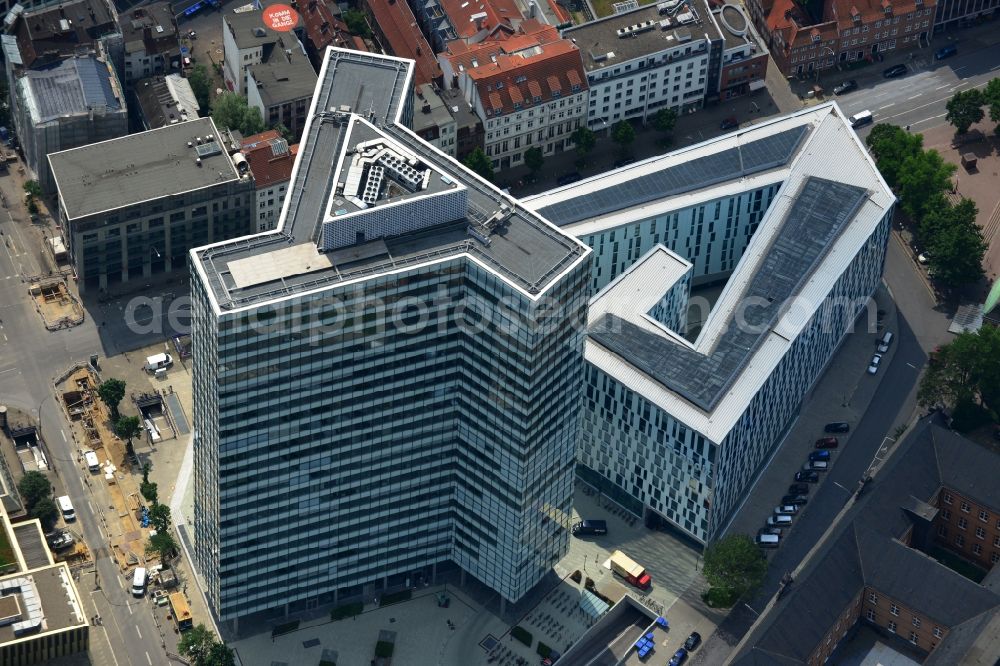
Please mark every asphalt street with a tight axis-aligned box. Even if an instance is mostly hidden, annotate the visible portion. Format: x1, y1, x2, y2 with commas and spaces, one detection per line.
0, 203, 167, 665
833, 41, 1000, 135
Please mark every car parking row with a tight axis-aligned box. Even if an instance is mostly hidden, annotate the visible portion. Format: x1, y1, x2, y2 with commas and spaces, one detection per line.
756, 422, 849, 548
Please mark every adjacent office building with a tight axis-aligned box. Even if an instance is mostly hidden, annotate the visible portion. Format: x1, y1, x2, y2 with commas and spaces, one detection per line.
526, 102, 895, 542
118, 1, 181, 83
131, 74, 201, 130
412, 83, 458, 157
48, 117, 254, 292
189, 48, 590, 626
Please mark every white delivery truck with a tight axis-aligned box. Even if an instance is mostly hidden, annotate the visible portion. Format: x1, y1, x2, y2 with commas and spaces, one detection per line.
57, 495, 76, 522
84, 449, 100, 472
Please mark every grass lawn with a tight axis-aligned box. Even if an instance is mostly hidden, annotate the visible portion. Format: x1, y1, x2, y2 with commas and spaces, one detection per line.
702, 587, 741, 608
0, 528, 15, 570
590, 0, 657, 19
929, 546, 987, 583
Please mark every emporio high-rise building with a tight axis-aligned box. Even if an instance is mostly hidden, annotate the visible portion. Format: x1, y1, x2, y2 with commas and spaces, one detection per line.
189, 49, 591, 625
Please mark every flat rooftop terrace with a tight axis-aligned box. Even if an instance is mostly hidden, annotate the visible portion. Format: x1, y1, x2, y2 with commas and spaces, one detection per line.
49, 117, 240, 219
564, 0, 721, 72
194, 49, 587, 311
0, 566, 85, 644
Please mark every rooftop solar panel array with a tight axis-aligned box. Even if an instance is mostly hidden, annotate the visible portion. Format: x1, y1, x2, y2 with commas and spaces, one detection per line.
536, 125, 810, 227
589, 176, 870, 412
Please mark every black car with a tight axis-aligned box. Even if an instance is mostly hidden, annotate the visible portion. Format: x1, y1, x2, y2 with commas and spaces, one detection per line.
824, 422, 850, 433
883, 64, 907, 78
684, 632, 702, 651
556, 172, 582, 186
782, 494, 808, 506
788, 483, 810, 495
720, 117, 739, 130
795, 471, 820, 483
571, 519, 608, 536
833, 80, 858, 95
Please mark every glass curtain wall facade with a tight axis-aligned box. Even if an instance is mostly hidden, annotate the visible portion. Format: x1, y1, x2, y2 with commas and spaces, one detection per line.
192, 257, 589, 620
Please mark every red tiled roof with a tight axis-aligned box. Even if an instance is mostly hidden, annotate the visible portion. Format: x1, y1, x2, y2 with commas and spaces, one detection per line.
547, 0, 572, 24
299, 0, 352, 53
438, 0, 524, 39
828, 0, 935, 30
470, 43, 587, 116
363, 0, 441, 86
765, 0, 934, 50
241, 132, 297, 188
443, 20, 560, 73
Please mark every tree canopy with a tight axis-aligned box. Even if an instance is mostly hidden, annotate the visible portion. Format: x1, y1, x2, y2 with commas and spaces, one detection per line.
149, 503, 171, 534
702, 534, 768, 598
17, 471, 51, 512
865, 124, 923, 188
523, 146, 544, 176
342, 9, 371, 38
211, 93, 265, 137
653, 107, 677, 134
97, 378, 126, 420
178, 623, 236, 666
945, 89, 985, 135
919, 325, 1000, 420
31, 497, 59, 532
897, 148, 955, 220
611, 120, 636, 154
572, 126, 596, 157
986, 78, 1000, 124
187, 64, 212, 113
145, 529, 178, 563
463, 148, 494, 182
920, 197, 986, 288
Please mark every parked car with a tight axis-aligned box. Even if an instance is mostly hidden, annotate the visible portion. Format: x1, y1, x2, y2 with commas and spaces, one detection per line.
684, 632, 702, 651
788, 482, 810, 495
833, 80, 858, 95
768, 514, 793, 527
868, 353, 883, 375
668, 648, 689, 665
756, 533, 780, 548
774, 504, 799, 516
804, 460, 829, 471
556, 172, 582, 186
918, 251, 931, 264
795, 471, 820, 483
572, 520, 608, 536
188, 29, 197, 38
720, 117, 739, 130
883, 63, 907, 78
781, 494, 809, 506
935, 44, 957, 60
760, 526, 783, 537
824, 422, 850, 433
815, 437, 839, 448
809, 450, 831, 462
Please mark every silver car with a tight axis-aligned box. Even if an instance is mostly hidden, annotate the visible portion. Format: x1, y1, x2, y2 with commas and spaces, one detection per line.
867, 354, 882, 375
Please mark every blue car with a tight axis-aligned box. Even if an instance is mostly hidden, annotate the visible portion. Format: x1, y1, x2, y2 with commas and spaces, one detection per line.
668, 648, 689, 666
809, 450, 831, 461
935, 44, 957, 60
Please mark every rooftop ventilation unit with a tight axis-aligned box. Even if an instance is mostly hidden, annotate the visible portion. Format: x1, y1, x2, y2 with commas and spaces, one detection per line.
196, 142, 222, 158
616, 20, 657, 38
657, 0, 683, 13
675, 11, 695, 23
377, 152, 425, 191
659, 18, 671, 28
361, 165, 384, 204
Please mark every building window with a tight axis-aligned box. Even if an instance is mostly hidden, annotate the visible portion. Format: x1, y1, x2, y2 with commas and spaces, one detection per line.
866, 608, 875, 621
995, 535, 1000, 547
979, 510, 989, 522
912, 617, 921, 628
943, 493, 953, 504
942, 509, 951, 520
887, 620, 897, 633
961, 501, 971, 513
973, 543, 982, 555
909, 632, 918, 645
959, 517, 968, 529
992, 552, 1000, 564
890, 604, 899, 616
933, 626, 944, 638
938, 525, 948, 538
868, 591, 878, 604
956, 535, 965, 547
977, 527, 986, 539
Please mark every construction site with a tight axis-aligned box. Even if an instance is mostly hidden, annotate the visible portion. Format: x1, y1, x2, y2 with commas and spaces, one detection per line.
28, 277, 84, 330
57, 366, 157, 577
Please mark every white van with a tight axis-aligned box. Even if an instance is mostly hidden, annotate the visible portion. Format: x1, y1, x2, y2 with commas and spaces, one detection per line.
849, 110, 873, 128
144, 419, 162, 443
144, 353, 173, 373
84, 449, 100, 472
132, 567, 147, 597
756, 533, 780, 548
57, 495, 76, 522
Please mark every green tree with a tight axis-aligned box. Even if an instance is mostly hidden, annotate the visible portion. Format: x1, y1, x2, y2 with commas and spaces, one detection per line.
343, 9, 371, 38
211, 93, 265, 136
463, 147, 494, 182
572, 126, 596, 157
187, 64, 212, 113
653, 107, 677, 134
946, 89, 985, 135
610, 120, 636, 155
702, 534, 768, 599
22, 180, 42, 199
97, 378, 127, 420
986, 77, 1000, 124
205, 642, 236, 666
17, 471, 52, 511
140, 462, 158, 503
30, 496, 59, 531
523, 146, 544, 180
178, 624, 215, 663
919, 325, 1000, 419
145, 529, 178, 563
114, 415, 142, 447
274, 122, 294, 143
897, 149, 956, 219
919, 196, 986, 287
149, 503, 171, 534
865, 124, 923, 188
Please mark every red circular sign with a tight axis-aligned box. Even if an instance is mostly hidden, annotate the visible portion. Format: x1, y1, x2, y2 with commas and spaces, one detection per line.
263, 4, 300, 32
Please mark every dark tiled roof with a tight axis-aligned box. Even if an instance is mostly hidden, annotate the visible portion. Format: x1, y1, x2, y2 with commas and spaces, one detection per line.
13, 0, 117, 68
733, 421, 1000, 665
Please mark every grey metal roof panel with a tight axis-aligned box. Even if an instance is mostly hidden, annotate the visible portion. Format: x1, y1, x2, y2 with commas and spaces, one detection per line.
25, 57, 121, 124
588, 176, 869, 411
534, 125, 809, 227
